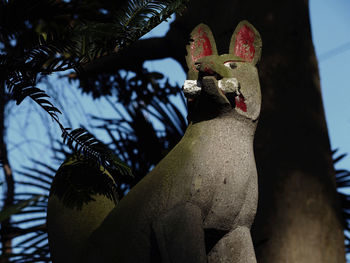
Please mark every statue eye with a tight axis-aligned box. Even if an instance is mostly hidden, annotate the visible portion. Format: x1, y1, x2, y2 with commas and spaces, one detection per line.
229, 62, 237, 69
224, 61, 237, 69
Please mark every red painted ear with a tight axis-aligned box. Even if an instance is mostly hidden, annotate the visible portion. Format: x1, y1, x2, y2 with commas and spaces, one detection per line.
229, 21, 262, 65
186, 24, 218, 79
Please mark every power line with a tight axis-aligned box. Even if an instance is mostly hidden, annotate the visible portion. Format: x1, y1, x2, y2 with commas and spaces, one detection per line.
318, 41, 350, 62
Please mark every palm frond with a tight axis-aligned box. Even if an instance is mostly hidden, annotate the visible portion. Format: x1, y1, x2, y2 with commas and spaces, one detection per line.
0, 196, 41, 223
4, 65, 188, 261
3, 161, 54, 262
3, 0, 188, 116
1, 1, 188, 186
61, 127, 133, 180
49, 154, 119, 209
91, 67, 187, 190
333, 149, 350, 252
122, 0, 187, 43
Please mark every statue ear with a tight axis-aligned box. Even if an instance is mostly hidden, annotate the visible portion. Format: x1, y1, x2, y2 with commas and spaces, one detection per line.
186, 24, 218, 79
229, 20, 262, 65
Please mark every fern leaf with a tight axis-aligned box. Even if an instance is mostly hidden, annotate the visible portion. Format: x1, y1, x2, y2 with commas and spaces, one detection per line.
61, 127, 133, 182
0, 196, 42, 223
50, 155, 119, 210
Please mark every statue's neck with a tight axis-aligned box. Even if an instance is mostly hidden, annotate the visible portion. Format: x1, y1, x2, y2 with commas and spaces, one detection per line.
187, 112, 257, 140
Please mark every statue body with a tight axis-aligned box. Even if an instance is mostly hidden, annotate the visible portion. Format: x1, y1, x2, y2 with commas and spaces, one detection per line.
48, 21, 262, 263
87, 112, 258, 263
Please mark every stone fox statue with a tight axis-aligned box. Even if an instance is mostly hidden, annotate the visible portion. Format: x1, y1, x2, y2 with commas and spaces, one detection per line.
47, 20, 262, 263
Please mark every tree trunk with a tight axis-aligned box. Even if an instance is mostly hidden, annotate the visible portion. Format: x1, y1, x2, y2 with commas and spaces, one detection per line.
171, 0, 346, 261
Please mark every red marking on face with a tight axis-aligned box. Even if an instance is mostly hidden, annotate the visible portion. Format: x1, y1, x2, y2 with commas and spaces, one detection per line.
235, 94, 247, 112
191, 28, 213, 70
234, 25, 255, 62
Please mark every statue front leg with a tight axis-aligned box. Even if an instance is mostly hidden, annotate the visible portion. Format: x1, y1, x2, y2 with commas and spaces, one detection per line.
152, 202, 207, 263
208, 226, 256, 263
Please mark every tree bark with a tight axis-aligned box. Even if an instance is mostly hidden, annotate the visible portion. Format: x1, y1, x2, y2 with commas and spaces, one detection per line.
171, 0, 345, 261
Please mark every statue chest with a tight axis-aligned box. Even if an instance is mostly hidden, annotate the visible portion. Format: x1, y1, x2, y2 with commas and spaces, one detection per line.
186, 144, 258, 230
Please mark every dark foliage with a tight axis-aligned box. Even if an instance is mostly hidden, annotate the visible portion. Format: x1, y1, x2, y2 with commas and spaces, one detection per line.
1, 65, 187, 261
49, 154, 119, 210
0, 1, 189, 261
1, 0, 188, 166
333, 149, 350, 252
91, 67, 187, 190
1, 160, 52, 262
1, 0, 188, 106
61, 127, 133, 179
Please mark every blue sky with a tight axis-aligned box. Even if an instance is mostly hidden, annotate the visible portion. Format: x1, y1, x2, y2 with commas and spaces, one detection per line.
310, 0, 350, 171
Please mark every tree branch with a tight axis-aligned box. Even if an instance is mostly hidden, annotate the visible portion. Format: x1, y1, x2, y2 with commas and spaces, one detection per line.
76, 21, 189, 79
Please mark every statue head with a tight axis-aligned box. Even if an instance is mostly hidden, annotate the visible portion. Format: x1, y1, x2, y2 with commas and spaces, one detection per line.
184, 21, 262, 122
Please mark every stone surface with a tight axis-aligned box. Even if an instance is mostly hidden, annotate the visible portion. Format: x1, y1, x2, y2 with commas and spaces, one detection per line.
48, 194, 116, 263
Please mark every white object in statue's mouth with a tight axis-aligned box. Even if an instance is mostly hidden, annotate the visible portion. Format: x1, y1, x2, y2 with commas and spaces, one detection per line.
182, 78, 239, 97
